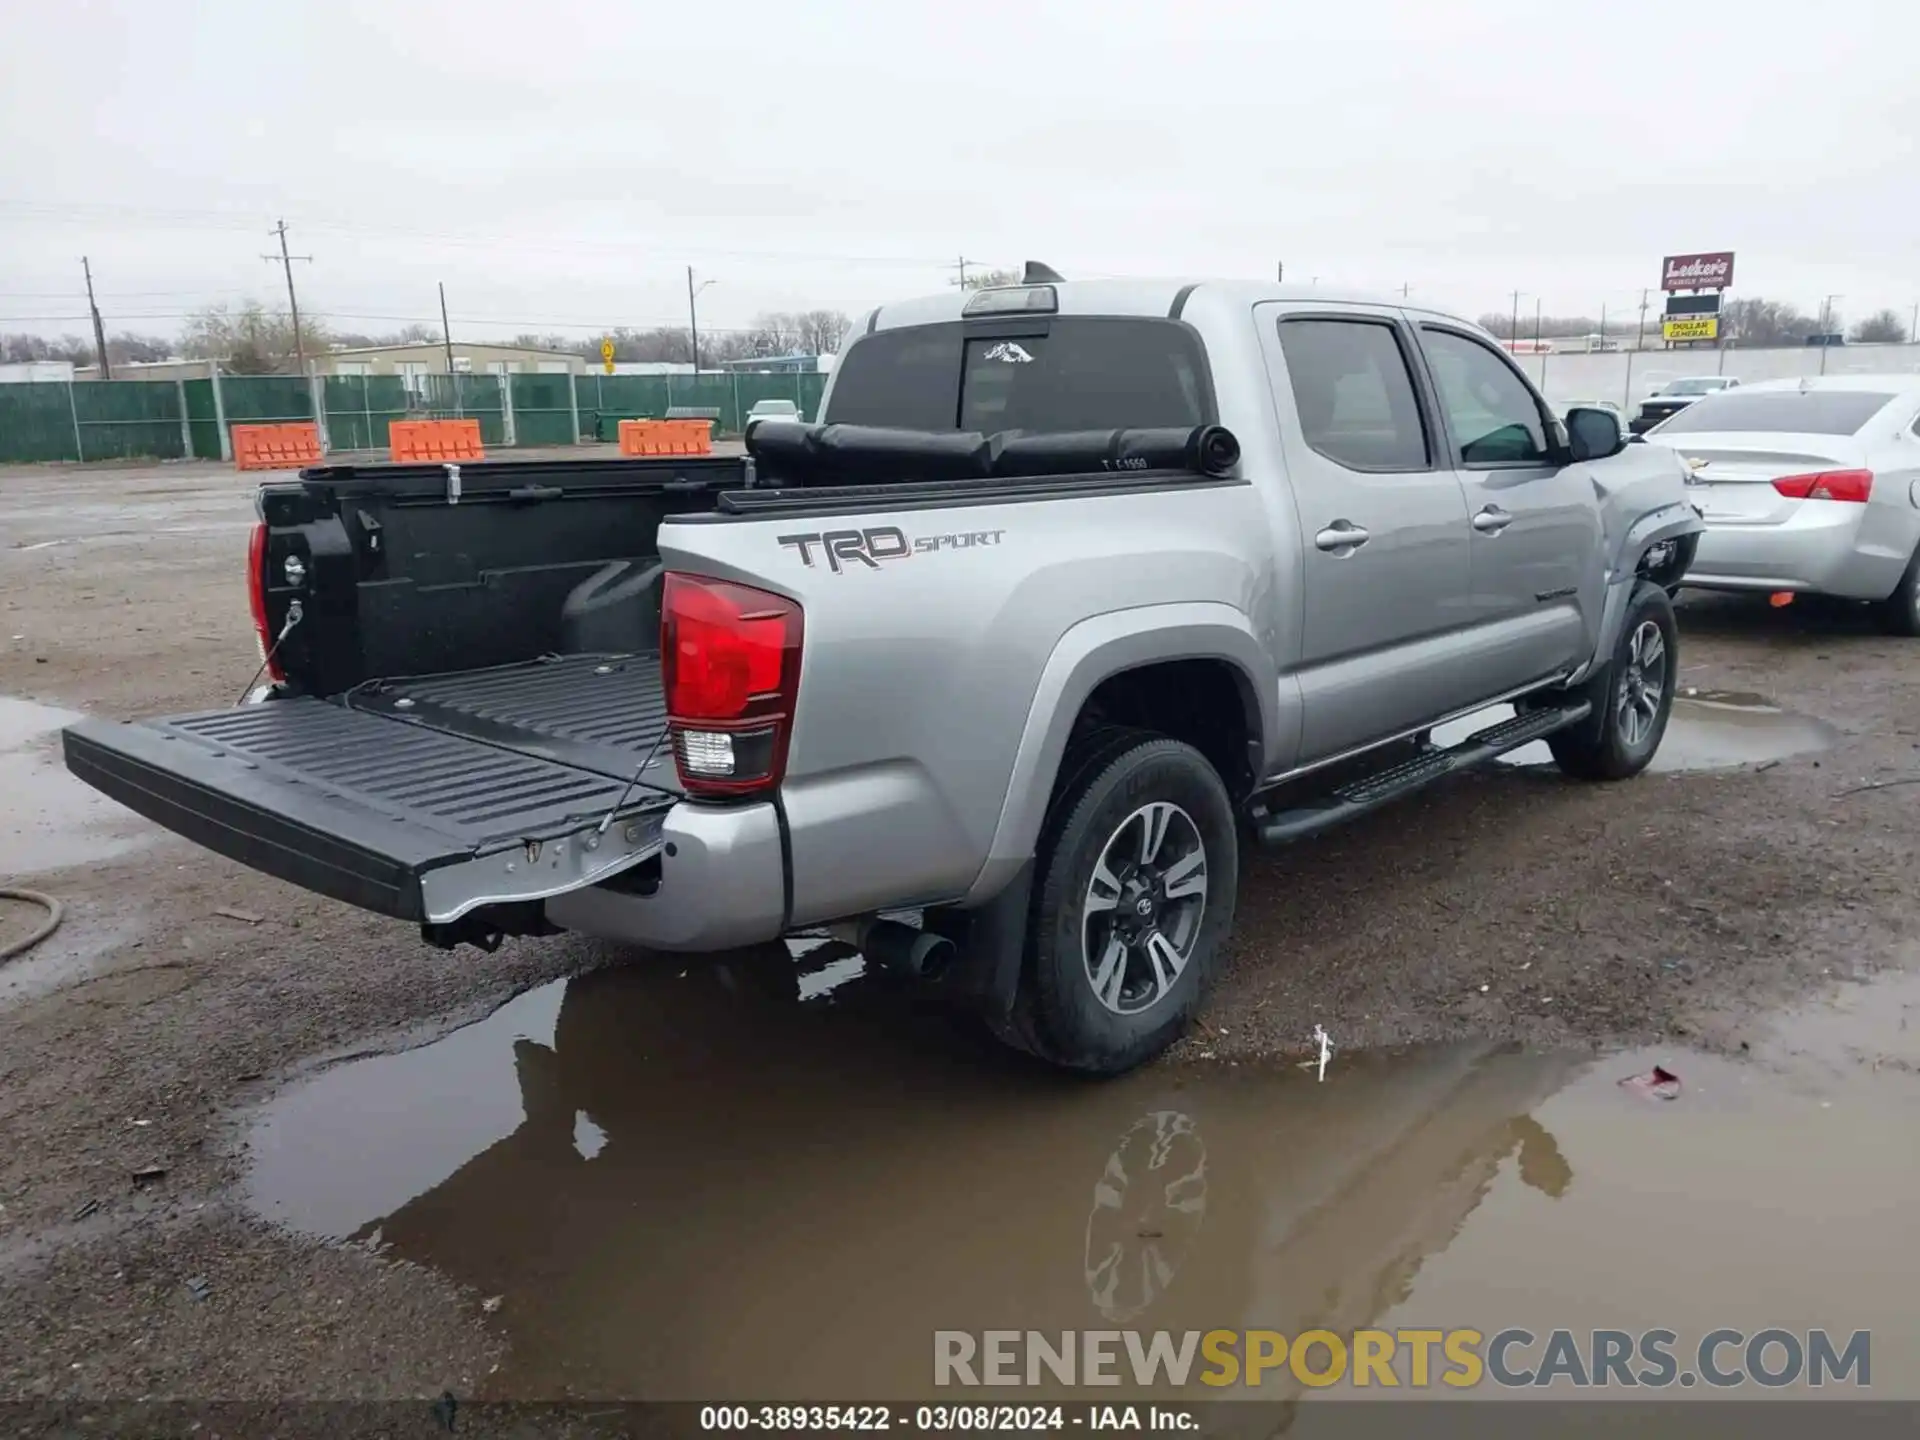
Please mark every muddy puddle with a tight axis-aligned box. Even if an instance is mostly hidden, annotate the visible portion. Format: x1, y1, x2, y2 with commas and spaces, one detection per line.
0, 696, 153, 879
243, 946, 1920, 1403
1432, 690, 1839, 773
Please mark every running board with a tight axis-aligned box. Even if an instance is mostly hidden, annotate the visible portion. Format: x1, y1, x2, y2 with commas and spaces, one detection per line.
1251, 701, 1591, 846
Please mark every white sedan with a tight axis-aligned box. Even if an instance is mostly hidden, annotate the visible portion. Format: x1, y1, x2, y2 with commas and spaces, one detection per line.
1642, 375, 1920, 635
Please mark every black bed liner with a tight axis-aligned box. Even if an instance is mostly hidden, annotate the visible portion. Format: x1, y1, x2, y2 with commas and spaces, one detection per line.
62, 656, 676, 925
345, 652, 676, 788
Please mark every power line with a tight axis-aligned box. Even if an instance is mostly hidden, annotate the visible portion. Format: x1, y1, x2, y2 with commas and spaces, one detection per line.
0, 198, 955, 270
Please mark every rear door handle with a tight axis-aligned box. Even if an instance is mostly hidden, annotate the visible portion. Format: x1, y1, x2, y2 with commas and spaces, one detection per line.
1314, 520, 1371, 553
1472, 506, 1513, 533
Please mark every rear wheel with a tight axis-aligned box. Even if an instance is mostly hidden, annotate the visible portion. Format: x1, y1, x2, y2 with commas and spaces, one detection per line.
1876, 546, 1920, 637
1006, 735, 1238, 1075
1546, 581, 1678, 781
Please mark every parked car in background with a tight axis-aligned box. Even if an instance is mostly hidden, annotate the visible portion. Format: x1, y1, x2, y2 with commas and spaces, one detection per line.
1642, 375, 1920, 634
745, 398, 804, 426
1630, 376, 1740, 435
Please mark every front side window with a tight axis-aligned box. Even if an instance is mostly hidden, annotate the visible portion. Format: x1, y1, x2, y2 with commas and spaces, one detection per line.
1420, 329, 1550, 465
1274, 318, 1429, 471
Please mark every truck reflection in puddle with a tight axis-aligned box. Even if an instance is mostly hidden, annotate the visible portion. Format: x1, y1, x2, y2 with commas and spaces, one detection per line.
244, 946, 1585, 1402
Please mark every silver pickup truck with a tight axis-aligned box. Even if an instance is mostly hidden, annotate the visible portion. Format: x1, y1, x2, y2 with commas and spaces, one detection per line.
64, 270, 1702, 1075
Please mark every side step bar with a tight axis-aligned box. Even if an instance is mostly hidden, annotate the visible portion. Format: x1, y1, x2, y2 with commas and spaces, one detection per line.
1251, 701, 1590, 846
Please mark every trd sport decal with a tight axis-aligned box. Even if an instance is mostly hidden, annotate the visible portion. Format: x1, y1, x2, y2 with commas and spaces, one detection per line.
777, 526, 1006, 573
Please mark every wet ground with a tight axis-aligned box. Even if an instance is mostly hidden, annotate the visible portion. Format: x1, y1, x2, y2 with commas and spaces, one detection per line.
242, 948, 1920, 1402
3, 459, 1920, 1412
1430, 690, 1843, 773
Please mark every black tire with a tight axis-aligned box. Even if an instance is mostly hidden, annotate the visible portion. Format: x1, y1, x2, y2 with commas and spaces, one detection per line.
1547, 580, 1678, 781
1013, 734, 1239, 1076
1875, 546, 1920, 637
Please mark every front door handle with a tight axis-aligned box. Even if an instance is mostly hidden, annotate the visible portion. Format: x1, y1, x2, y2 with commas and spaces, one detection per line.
1472, 505, 1513, 533
1314, 520, 1371, 553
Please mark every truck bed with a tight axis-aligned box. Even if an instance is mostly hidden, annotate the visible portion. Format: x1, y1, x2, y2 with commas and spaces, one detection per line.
346, 652, 676, 787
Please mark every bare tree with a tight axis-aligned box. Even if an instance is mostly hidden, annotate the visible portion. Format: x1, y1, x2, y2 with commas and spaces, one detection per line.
108, 332, 175, 364
1720, 298, 1817, 348
2, 332, 93, 365
1850, 309, 1908, 345
181, 301, 330, 374
795, 309, 851, 357
959, 268, 1020, 290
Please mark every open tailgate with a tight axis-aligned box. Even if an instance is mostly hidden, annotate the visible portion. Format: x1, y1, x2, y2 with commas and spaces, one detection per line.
62, 699, 672, 924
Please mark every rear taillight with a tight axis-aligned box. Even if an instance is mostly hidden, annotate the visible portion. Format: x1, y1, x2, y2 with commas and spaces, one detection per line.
246, 522, 286, 683
1771, 469, 1873, 503
661, 573, 803, 797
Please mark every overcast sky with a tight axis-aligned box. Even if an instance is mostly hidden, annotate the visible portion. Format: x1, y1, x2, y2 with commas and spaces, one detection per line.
4, 0, 1917, 345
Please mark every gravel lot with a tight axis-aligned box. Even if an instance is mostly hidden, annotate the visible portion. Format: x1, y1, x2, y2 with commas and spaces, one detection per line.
2, 458, 1917, 1406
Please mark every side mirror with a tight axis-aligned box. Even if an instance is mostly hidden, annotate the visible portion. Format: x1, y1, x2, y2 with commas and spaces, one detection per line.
1565, 405, 1627, 462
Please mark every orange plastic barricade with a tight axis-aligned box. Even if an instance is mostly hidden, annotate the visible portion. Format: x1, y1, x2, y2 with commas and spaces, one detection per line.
618, 418, 714, 457
388, 418, 485, 463
231, 422, 323, 471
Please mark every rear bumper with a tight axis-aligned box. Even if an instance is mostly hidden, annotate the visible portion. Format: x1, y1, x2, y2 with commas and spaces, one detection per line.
544, 800, 788, 952
1685, 502, 1915, 600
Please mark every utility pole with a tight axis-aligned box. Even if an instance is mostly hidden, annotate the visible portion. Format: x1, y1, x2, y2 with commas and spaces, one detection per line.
1509, 291, 1522, 347
1276, 262, 1284, 283
1399, 282, 1410, 298
1533, 297, 1543, 348
438, 282, 455, 375
262, 220, 311, 370
1819, 295, 1843, 375
1599, 302, 1608, 349
954, 255, 972, 289
1910, 301, 1917, 345
81, 256, 110, 379
687, 267, 716, 372
1638, 287, 1651, 350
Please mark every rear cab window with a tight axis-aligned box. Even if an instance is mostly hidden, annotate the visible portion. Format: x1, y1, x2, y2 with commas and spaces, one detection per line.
1654, 390, 1895, 436
822, 317, 1214, 433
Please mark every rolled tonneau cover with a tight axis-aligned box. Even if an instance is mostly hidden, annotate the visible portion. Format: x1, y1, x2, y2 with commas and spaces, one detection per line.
742, 420, 1241, 487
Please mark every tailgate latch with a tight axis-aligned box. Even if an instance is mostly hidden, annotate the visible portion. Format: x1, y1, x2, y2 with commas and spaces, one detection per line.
444, 462, 462, 506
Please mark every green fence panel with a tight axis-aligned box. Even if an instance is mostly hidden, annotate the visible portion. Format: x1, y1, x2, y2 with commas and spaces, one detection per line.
508, 373, 577, 447
569, 371, 827, 439
322, 375, 410, 453
416, 374, 506, 447
0, 383, 82, 463
70, 380, 187, 461
183, 379, 222, 459
574, 375, 669, 440
218, 376, 315, 425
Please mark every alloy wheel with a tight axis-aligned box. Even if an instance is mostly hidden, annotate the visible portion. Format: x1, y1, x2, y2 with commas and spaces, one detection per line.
1616, 619, 1668, 749
1081, 802, 1208, 1016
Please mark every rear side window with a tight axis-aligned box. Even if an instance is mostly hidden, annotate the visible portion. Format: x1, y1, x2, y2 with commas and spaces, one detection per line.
1275, 318, 1430, 470
1655, 389, 1895, 436
821, 318, 1212, 433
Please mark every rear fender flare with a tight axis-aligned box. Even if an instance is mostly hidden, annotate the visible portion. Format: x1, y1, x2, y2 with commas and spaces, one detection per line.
961, 602, 1280, 906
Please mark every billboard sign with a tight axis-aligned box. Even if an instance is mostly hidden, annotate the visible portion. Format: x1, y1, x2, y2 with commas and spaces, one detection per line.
1662, 316, 1720, 342
1662, 251, 1735, 291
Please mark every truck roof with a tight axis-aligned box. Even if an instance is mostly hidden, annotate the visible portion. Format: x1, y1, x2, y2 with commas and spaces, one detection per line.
866, 278, 1461, 333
